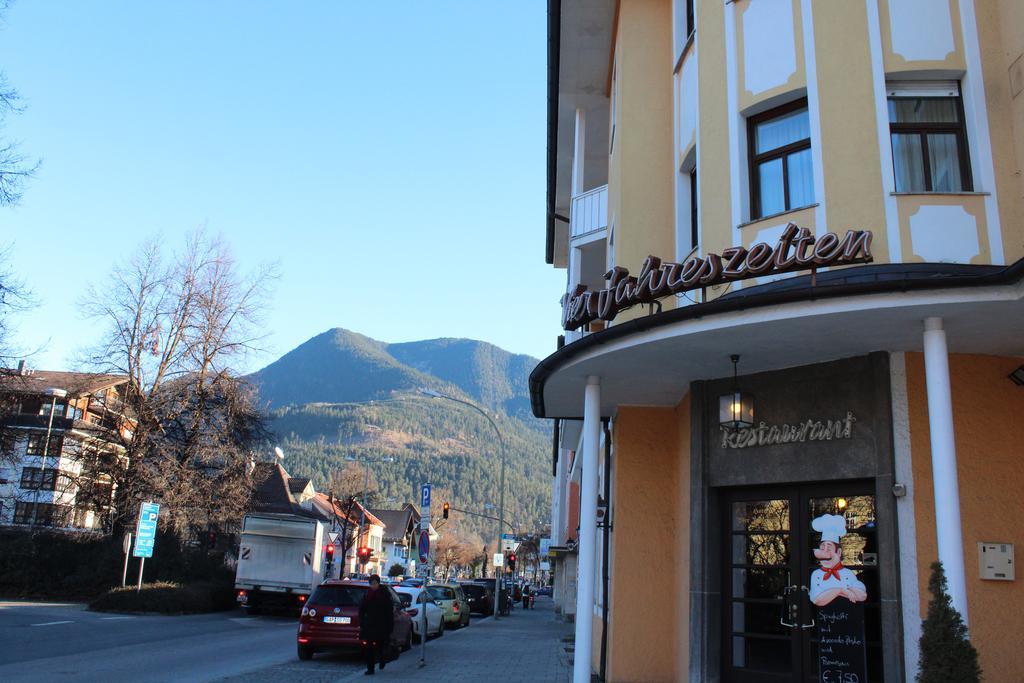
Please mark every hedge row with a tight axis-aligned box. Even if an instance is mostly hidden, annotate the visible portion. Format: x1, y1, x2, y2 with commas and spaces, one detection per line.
0, 528, 233, 600
89, 580, 236, 614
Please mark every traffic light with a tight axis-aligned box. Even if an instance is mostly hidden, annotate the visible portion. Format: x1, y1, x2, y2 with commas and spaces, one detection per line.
325, 543, 335, 563
442, 502, 450, 519
206, 531, 217, 550
357, 546, 371, 564
508, 552, 516, 571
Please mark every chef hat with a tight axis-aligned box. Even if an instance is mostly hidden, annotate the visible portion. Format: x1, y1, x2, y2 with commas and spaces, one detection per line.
812, 514, 848, 545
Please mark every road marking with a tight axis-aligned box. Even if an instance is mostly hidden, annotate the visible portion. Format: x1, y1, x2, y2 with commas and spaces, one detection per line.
100, 616, 135, 620
31, 620, 74, 626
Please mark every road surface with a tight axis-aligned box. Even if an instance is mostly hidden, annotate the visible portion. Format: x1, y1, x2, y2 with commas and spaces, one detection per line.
0, 601, 298, 682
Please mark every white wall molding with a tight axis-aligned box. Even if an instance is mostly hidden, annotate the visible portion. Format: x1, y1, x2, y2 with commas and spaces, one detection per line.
866, 0, 902, 261
890, 351, 921, 680
958, 0, 1004, 264
799, 0, 826, 236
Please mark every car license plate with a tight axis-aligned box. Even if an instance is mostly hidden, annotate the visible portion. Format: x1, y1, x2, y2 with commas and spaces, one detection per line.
323, 616, 351, 624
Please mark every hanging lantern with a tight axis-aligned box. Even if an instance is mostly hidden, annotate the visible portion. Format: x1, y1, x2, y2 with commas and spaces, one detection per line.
719, 355, 755, 429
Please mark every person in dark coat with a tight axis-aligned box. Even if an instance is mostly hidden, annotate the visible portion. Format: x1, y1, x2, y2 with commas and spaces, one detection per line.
359, 575, 394, 675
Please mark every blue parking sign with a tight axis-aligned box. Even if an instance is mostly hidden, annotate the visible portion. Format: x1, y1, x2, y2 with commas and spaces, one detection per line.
420, 484, 431, 511
132, 502, 160, 558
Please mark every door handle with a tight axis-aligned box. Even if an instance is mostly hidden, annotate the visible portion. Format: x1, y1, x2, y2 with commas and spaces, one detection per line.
798, 585, 815, 629
779, 584, 799, 628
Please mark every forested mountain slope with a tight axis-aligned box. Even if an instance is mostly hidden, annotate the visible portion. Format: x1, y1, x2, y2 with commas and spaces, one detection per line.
248, 329, 550, 541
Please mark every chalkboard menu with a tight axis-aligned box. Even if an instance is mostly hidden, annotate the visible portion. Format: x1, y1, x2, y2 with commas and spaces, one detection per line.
815, 600, 868, 683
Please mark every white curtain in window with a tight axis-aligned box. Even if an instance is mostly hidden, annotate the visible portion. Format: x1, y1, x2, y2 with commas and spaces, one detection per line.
891, 133, 925, 192
787, 148, 814, 208
758, 159, 785, 216
756, 109, 810, 154
927, 133, 962, 192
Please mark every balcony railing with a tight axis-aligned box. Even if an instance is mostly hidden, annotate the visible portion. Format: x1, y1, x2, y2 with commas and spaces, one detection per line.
570, 184, 608, 239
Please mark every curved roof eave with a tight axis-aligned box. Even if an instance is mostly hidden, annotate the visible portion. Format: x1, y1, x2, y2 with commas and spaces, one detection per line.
529, 259, 1024, 418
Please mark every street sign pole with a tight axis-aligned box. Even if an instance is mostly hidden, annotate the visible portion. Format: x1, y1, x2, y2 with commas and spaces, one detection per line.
136, 556, 145, 592
121, 532, 132, 587
419, 483, 431, 668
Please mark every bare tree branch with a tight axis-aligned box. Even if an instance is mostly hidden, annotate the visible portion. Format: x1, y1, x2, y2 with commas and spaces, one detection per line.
78, 230, 277, 536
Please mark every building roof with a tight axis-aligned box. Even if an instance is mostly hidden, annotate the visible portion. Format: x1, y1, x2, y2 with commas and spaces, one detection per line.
287, 477, 311, 494
352, 500, 385, 528
310, 492, 361, 526
0, 369, 129, 397
250, 461, 318, 518
369, 504, 419, 543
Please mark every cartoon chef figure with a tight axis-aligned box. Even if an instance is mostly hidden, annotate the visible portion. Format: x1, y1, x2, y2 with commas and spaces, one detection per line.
809, 513, 868, 607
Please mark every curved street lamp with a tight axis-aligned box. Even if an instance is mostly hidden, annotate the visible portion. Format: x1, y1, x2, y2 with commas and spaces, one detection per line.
419, 387, 507, 619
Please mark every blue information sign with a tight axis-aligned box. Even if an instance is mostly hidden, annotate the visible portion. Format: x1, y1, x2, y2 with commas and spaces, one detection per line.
132, 502, 160, 558
420, 483, 431, 510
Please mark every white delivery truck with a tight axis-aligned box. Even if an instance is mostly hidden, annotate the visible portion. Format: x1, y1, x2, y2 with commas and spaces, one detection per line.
234, 512, 330, 614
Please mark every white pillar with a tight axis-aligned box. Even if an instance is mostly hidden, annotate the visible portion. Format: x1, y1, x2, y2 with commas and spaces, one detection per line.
571, 107, 586, 197
573, 377, 601, 683
922, 317, 969, 624
556, 446, 570, 546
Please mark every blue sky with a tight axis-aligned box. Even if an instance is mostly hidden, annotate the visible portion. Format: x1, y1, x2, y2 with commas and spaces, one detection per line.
0, 1, 563, 371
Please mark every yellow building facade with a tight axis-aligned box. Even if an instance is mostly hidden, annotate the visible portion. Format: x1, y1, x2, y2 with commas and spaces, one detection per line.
539, 1, 1024, 681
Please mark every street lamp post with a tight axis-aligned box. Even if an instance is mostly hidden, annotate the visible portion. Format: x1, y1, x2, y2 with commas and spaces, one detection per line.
419, 388, 507, 620
31, 388, 68, 529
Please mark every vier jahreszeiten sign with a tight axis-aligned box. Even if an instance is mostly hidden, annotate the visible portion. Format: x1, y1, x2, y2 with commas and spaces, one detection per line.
561, 223, 873, 331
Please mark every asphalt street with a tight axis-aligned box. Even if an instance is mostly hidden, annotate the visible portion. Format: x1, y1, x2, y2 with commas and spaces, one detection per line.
227, 596, 572, 682
0, 598, 568, 682
0, 600, 298, 682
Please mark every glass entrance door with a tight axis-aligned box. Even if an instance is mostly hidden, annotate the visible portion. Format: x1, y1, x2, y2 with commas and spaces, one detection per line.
723, 483, 882, 683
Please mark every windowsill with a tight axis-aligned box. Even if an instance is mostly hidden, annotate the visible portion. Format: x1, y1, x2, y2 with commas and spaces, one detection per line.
737, 203, 819, 229
890, 191, 990, 197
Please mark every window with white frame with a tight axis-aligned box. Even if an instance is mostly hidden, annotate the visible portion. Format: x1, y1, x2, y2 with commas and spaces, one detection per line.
887, 81, 972, 193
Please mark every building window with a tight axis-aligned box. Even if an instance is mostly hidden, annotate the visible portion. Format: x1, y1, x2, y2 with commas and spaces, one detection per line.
748, 99, 814, 220
39, 401, 66, 417
887, 82, 971, 193
20, 466, 57, 491
13, 502, 32, 524
12, 502, 70, 526
25, 433, 63, 457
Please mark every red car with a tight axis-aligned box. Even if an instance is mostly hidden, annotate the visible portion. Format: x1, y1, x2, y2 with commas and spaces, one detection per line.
297, 579, 414, 661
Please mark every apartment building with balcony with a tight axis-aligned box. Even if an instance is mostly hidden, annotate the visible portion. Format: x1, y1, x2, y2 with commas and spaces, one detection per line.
0, 365, 133, 532
539, 1, 1024, 681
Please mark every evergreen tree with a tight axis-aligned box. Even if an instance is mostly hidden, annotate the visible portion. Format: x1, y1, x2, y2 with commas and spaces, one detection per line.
918, 561, 981, 683
388, 563, 405, 578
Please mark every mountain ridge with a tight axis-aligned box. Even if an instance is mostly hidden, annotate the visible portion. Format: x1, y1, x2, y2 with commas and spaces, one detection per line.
249, 328, 550, 541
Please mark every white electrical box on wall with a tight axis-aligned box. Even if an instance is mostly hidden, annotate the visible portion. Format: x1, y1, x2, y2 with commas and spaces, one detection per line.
978, 542, 1014, 581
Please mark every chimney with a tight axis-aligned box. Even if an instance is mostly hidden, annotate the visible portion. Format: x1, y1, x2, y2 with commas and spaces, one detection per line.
17, 360, 26, 376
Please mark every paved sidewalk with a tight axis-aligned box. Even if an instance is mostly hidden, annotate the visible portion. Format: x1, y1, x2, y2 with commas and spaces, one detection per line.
222, 596, 573, 683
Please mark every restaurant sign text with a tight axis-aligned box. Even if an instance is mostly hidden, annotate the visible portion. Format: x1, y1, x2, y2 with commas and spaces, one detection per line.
561, 224, 873, 331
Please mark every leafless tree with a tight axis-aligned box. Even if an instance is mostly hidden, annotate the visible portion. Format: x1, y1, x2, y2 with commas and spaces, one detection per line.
80, 230, 276, 537
0, 1, 40, 207
434, 533, 470, 581
0, 244, 34, 368
327, 461, 379, 505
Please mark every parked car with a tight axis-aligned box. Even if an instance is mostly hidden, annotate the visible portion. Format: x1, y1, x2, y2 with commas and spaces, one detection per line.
296, 580, 413, 661
458, 582, 494, 615
537, 585, 552, 596
393, 586, 445, 641
427, 583, 471, 628
399, 577, 425, 588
